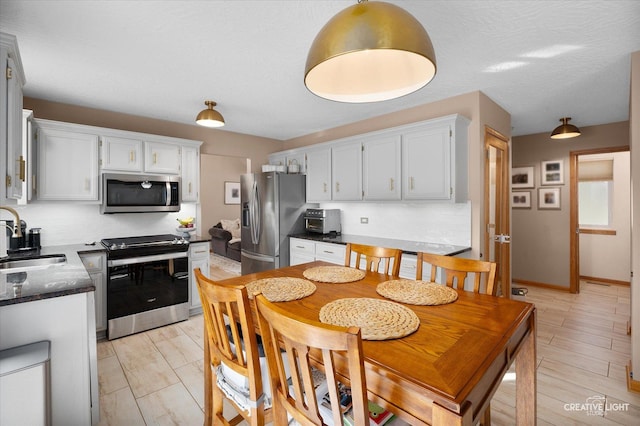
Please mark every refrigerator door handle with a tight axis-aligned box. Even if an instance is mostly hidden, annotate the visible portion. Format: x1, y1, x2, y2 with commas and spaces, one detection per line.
250, 180, 260, 245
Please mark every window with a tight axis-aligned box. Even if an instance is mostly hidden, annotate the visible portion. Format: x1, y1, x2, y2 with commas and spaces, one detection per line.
578, 159, 613, 227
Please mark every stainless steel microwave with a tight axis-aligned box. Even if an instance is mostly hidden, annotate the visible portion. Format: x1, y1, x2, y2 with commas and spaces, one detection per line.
101, 173, 181, 214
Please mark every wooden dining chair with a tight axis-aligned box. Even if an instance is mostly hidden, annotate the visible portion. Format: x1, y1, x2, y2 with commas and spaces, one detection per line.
416, 252, 497, 296
194, 268, 271, 426
255, 293, 369, 426
415, 253, 496, 425
344, 243, 402, 276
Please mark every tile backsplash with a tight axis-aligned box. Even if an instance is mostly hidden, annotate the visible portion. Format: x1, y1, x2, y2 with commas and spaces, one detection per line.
5, 203, 198, 247
319, 201, 471, 246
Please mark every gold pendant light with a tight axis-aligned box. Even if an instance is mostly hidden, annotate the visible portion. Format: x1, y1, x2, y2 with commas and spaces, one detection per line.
550, 117, 581, 139
304, 0, 436, 103
196, 100, 225, 128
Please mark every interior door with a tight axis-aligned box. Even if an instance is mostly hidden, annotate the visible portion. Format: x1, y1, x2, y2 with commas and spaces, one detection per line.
484, 127, 511, 297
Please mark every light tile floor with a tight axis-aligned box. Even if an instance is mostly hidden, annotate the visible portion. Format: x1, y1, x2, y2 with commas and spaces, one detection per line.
97, 280, 637, 425
97, 316, 206, 425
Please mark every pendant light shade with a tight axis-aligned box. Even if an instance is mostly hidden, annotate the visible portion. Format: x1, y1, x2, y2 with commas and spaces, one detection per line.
550, 117, 581, 139
304, 0, 436, 103
196, 101, 225, 128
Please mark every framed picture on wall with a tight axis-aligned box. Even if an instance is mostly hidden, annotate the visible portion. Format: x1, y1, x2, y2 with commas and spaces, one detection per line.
541, 160, 564, 185
224, 181, 240, 204
511, 166, 534, 189
538, 187, 561, 209
512, 191, 531, 208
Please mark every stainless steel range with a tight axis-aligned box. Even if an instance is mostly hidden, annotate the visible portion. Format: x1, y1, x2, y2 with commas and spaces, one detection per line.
101, 234, 190, 340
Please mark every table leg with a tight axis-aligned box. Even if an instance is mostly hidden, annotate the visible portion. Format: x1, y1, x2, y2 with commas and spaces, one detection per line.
516, 314, 537, 425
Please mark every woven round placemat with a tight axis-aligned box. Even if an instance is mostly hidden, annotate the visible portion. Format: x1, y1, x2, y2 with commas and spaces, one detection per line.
245, 277, 316, 302
302, 266, 366, 283
319, 298, 419, 340
376, 279, 458, 306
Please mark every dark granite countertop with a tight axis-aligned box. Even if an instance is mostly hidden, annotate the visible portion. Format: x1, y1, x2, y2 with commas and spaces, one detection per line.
290, 233, 470, 256
0, 244, 97, 306
0, 233, 211, 307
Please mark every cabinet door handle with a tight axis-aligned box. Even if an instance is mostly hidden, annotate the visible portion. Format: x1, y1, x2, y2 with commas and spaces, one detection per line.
410, 176, 415, 190
295, 245, 305, 249
85, 178, 90, 191
390, 178, 394, 191
19, 156, 25, 181
323, 183, 327, 193
188, 182, 192, 194
130, 150, 135, 162
323, 250, 334, 254
153, 153, 158, 164
335, 182, 340, 192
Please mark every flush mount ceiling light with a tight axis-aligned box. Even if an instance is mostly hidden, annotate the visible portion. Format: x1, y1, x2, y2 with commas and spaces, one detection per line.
304, 0, 436, 103
550, 117, 581, 139
196, 100, 225, 128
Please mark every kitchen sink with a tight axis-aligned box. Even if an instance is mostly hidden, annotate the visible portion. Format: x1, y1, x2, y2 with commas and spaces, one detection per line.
0, 254, 67, 270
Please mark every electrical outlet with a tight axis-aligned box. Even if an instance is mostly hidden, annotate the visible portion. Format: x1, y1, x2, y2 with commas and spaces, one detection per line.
360, 217, 369, 224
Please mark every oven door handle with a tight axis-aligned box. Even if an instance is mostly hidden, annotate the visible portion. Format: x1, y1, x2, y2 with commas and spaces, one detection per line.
108, 251, 188, 267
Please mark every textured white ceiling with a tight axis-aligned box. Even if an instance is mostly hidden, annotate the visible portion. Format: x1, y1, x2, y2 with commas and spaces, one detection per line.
1, 0, 639, 140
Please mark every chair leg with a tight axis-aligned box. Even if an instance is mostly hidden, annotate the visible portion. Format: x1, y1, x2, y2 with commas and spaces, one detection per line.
479, 404, 491, 425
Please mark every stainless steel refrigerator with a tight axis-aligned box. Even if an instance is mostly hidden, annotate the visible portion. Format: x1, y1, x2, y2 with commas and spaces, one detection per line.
240, 172, 316, 275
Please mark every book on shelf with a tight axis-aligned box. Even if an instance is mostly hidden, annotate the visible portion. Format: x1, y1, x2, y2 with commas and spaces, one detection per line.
343, 400, 395, 426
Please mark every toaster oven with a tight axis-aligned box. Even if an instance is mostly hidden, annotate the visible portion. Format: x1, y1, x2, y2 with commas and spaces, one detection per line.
304, 209, 341, 234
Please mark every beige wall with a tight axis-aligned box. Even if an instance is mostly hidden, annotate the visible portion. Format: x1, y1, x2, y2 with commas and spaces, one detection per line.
200, 154, 246, 235
282, 90, 512, 260
512, 121, 629, 288
23, 97, 283, 172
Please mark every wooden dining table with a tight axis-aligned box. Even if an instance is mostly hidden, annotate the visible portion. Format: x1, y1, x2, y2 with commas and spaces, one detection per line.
204, 261, 536, 425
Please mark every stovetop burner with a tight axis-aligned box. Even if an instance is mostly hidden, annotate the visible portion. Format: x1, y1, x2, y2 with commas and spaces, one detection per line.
101, 234, 189, 258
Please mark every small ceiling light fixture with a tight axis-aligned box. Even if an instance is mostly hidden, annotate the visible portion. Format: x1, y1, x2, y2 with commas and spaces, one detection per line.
196, 100, 225, 128
550, 117, 581, 139
304, 0, 436, 103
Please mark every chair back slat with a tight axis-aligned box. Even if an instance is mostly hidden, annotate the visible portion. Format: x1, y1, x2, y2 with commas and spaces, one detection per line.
416, 252, 497, 296
345, 243, 402, 276
194, 268, 268, 425
256, 294, 369, 426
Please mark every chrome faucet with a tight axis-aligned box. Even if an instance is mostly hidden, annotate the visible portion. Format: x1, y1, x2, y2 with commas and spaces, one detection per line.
0, 206, 22, 237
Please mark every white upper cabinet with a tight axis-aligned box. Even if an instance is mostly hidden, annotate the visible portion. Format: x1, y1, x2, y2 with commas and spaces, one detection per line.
1, 33, 26, 202
181, 145, 199, 202
30, 118, 201, 203
100, 136, 143, 172
144, 141, 181, 174
36, 121, 99, 201
363, 135, 401, 201
269, 114, 470, 203
402, 115, 469, 202
332, 142, 362, 200
402, 126, 451, 200
305, 147, 332, 202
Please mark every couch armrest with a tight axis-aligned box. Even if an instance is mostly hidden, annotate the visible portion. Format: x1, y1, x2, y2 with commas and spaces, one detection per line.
209, 226, 232, 241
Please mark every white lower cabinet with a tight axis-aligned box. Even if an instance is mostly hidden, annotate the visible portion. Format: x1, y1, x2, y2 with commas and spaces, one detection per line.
398, 254, 418, 279
289, 238, 345, 266
189, 242, 210, 313
289, 238, 315, 265
0, 292, 98, 425
315, 242, 346, 264
79, 252, 107, 335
